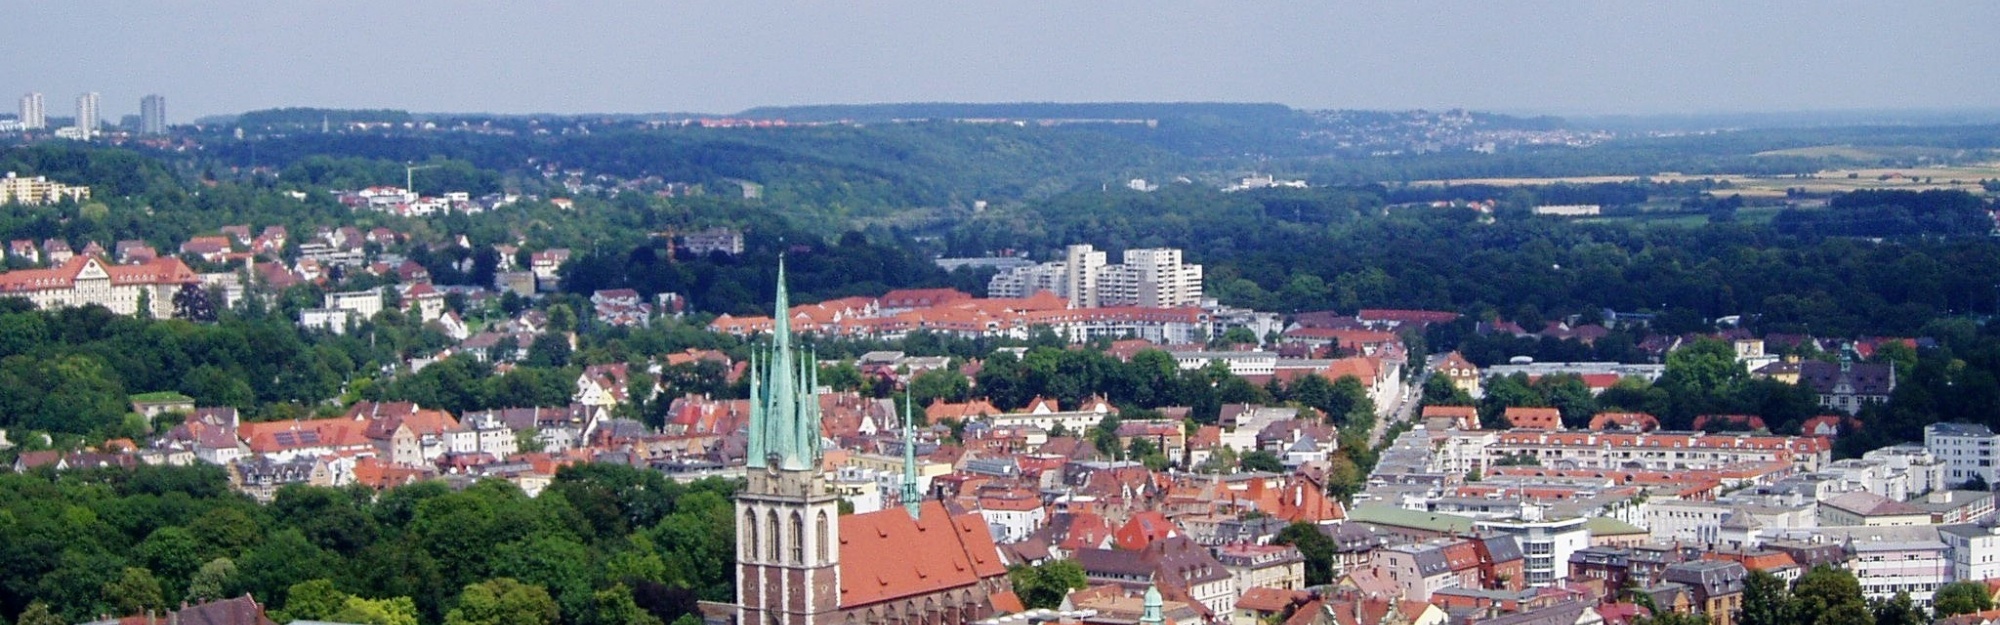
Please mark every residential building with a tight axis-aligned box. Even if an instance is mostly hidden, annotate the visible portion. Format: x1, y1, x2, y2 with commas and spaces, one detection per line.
680, 227, 744, 256
18, 92, 44, 130
324, 289, 385, 319
1660, 561, 1748, 625
1216, 543, 1307, 591
1939, 524, 2000, 584
0, 172, 91, 205
140, 94, 166, 135
1799, 360, 1893, 415
0, 255, 198, 317
1477, 511, 1589, 587
1485, 431, 1832, 473
1079, 536, 1238, 616
1817, 491, 1930, 527
987, 244, 1202, 308
1927, 423, 2000, 488
1813, 525, 1949, 604
74, 92, 99, 140
1433, 351, 1482, 398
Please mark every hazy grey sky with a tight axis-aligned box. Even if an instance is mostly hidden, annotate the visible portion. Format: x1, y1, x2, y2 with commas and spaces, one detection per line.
6, 1, 1997, 122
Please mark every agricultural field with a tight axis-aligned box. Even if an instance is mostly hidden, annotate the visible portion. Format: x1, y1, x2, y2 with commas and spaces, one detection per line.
1409, 154, 2000, 199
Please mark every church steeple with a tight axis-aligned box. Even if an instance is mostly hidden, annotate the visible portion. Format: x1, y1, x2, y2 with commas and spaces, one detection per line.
902, 392, 922, 518
748, 256, 819, 471
1140, 583, 1164, 625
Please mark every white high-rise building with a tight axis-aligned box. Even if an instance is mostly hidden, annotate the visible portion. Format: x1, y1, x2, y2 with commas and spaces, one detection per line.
140, 94, 166, 135
1118, 247, 1204, 308
1063, 244, 1107, 308
19, 93, 45, 130
986, 244, 1204, 309
74, 92, 100, 139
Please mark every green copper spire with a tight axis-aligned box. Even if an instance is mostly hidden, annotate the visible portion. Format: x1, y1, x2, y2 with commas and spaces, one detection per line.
747, 256, 819, 471
902, 392, 921, 518
1139, 583, 1164, 625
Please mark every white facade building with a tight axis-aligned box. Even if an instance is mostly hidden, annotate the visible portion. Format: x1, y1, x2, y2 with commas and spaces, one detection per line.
19, 93, 45, 130
1927, 423, 2000, 489
74, 92, 98, 140
987, 244, 1203, 309
1476, 511, 1588, 587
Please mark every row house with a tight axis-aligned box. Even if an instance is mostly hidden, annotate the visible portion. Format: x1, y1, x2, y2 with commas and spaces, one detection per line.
1483, 431, 1832, 473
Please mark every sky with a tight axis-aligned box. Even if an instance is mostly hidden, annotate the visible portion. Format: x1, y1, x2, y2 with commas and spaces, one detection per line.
5, 1, 1998, 122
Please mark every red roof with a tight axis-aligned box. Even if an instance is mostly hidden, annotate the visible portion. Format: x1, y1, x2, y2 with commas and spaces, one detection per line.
1113, 511, 1180, 550
1504, 407, 1562, 430
0, 255, 198, 293
837, 500, 1008, 608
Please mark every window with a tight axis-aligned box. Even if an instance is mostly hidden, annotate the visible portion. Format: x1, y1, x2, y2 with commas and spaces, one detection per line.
767, 512, 781, 561
745, 510, 759, 560
791, 512, 805, 564
817, 511, 830, 562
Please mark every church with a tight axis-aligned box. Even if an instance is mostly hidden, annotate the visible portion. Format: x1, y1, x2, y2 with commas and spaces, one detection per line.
734, 261, 1019, 625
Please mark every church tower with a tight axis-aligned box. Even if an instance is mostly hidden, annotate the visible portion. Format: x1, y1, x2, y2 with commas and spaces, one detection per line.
738, 259, 842, 625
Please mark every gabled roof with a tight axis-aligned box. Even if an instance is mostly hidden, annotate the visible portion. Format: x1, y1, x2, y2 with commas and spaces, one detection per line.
1504, 407, 1562, 430
836, 500, 1008, 608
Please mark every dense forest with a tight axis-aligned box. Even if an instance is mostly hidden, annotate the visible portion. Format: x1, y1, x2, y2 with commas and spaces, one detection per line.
0, 463, 734, 625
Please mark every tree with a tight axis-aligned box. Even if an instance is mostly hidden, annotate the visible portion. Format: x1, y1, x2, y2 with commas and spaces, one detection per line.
185, 558, 236, 603
592, 584, 663, 625
329, 596, 422, 625
1420, 375, 1473, 406
16, 603, 64, 625
276, 579, 350, 623
102, 567, 166, 616
908, 368, 971, 406
173, 284, 217, 322
1740, 570, 1793, 625
444, 578, 559, 625
138, 527, 205, 598
817, 362, 864, 393
1870, 592, 1927, 625
1274, 522, 1336, 586
1007, 561, 1087, 610
1240, 450, 1284, 472
1934, 580, 1993, 617
1658, 339, 1750, 428
1793, 565, 1869, 625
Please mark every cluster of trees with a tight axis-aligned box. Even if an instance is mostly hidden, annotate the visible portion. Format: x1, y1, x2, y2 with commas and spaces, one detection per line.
0, 463, 735, 625
1774, 189, 1995, 238
1705, 567, 1935, 625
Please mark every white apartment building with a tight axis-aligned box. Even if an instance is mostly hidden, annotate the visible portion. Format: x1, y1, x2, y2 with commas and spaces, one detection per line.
1065, 244, 1107, 307
74, 92, 98, 140
1646, 499, 1816, 546
1107, 247, 1203, 308
1169, 350, 1276, 376
1940, 524, 2000, 585
1819, 525, 1949, 604
985, 261, 1067, 298
1477, 511, 1588, 586
19, 92, 45, 130
324, 289, 385, 319
1485, 431, 1833, 473
986, 244, 1203, 308
1863, 444, 1946, 495
1926, 423, 2000, 488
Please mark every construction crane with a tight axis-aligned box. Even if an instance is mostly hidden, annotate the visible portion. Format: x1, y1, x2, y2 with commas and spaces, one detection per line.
405, 163, 441, 193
